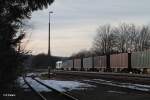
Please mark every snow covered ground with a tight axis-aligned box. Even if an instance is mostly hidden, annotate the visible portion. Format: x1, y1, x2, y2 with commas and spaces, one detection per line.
36, 78, 96, 92
26, 77, 52, 92
18, 76, 150, 93
86, 79, 150, 92
18, 77, 95, 92
17, 77, 51, 92
17, 77, 29, 88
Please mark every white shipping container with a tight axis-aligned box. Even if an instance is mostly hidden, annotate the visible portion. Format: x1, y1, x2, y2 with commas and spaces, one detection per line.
56, 61, 62, 69
83, 57, 92, 68
74, 59, 81, 69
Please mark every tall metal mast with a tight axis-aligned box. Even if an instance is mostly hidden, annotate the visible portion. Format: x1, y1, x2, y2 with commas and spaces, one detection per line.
48, 11, 53, 56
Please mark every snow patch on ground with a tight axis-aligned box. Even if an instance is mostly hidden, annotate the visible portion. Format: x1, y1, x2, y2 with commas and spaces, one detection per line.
18, 77, 95, 92
36, 78, 96, 92
26, 77, 52, 92
107, 90, 126, 94
88, 79, 150, 92
17, 77, 29, 88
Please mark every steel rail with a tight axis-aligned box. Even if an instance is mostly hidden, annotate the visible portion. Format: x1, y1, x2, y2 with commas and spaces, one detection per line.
54, 71, 150, 79
82, 79, 150, 93
23, 76, 47, 100
32, 77, 79, 100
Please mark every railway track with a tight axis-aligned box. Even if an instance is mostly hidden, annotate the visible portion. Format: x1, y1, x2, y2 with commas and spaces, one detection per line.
82, 79, 150, 94
54, 71, 150, 84
50, 73, 150, 93
55, 71, 150, 78
23, 76, 79, 100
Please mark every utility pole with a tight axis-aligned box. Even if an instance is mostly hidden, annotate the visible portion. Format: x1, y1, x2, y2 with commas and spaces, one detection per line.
48, 11, 53, 56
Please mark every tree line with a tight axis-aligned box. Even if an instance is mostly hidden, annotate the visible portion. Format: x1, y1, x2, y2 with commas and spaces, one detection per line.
31, 53, 62, 69
71, 23, 150, 58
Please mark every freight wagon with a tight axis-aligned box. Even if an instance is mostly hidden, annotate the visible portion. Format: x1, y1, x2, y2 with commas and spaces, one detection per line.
62, 60, 73, 70
83, 57, 93, 71
58, 50, 150, 74
74, 58, 82, 71
56, 61, 62, 69
131, 51, 150, 73
94, 56, 107, 72
110, 53, 128, 72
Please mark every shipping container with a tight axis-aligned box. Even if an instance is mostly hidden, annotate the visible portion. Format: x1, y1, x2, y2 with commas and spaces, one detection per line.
94, 56, 100, 68
74, 59, 81, 70
110, 53, 128, 71
131, 51, 150, 68
94, 56, 107, 68
83, 57, 92, 70
62, 60, 73, 70
56, 61, 62, 69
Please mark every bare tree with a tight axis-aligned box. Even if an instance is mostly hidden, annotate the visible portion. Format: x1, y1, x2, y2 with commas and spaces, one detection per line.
92, 23, 150, 55
115, 23, 134, 52
135, 26, 150, 51
92, 25, 118, 55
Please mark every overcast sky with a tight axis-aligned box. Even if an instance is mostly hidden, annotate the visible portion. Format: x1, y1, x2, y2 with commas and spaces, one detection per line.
25, 0, 150, 57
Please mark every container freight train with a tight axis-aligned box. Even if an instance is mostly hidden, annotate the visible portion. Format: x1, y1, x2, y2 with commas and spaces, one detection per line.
57, 50, 150, 74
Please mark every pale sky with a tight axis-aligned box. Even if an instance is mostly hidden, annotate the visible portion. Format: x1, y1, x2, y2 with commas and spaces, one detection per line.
25, 0, 150, 57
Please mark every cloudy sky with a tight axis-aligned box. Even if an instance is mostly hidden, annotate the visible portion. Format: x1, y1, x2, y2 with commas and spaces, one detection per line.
26, 0, 150, 57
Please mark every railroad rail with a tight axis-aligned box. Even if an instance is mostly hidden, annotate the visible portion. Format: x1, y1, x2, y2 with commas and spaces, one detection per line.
54, 70, 150, 79
54, 71, 150, 85
50, 72, 150, 93
82, 79, 150, 93
23, 76, 79, 100
23, 76, 47, 100
32, 77, 79, 100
